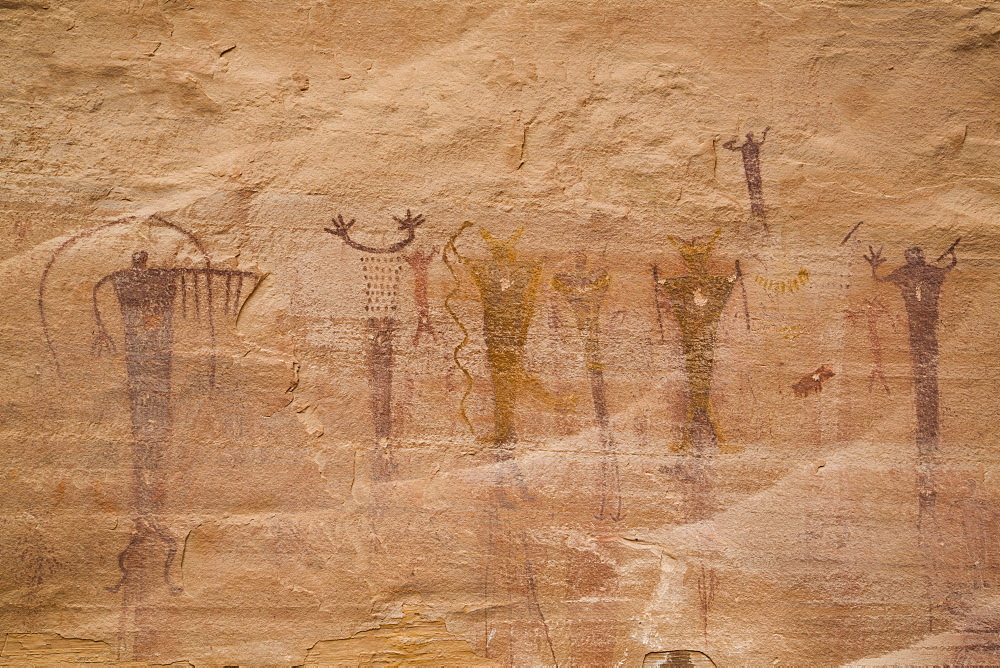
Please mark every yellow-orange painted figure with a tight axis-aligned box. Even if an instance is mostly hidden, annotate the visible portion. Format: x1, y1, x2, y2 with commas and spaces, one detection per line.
654, 229, 740, 455
456, 227, 575, 449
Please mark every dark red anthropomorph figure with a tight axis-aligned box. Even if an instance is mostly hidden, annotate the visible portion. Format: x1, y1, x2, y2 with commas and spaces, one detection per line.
40, 216, 258, 660
865, 243, 957, 456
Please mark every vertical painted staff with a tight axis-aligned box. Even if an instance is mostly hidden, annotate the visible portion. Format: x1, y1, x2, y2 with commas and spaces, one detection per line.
324, 210, 424, 479
552, 254, 623, 521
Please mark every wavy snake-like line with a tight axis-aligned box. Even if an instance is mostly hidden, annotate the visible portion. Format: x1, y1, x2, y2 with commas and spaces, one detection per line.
443, 221, 476, 437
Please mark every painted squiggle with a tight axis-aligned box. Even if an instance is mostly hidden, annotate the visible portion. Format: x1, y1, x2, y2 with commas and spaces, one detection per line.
443, 221, 476, 436
753, 268, 810, 294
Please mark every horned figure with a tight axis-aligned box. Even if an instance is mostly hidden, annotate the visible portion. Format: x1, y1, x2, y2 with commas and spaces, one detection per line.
654, 229, 741, 455
448, 225, 575, 451
324, 209, 425, 480
723, 127, 770, 230
445, 223, 569, 664
39, 216, 258, 659
552, 253, 623, 521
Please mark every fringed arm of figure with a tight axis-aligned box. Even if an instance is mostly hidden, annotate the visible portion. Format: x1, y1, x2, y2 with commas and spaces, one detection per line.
652, 265, 670, 343
173, 268, 259, 317
91, 274, 117, 356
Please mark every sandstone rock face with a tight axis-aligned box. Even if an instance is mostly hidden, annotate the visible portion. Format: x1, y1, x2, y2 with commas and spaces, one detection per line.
2, 1, 1000, 665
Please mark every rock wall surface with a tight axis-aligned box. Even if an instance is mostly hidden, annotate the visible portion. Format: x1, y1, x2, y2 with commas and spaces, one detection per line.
2, 0, 1000, 665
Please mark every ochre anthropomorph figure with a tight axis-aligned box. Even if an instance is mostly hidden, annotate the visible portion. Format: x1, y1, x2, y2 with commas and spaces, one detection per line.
552, 254, 622, 520
450, 225, 575, 452
654, 229, 740, 455
445, 224, 572, 664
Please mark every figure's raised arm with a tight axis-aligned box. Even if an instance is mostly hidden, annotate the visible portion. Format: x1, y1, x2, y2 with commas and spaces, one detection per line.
325, 210, 425, 254
936, 237, 960, 269
92, 274, 117, 356
864, 245, 888, 281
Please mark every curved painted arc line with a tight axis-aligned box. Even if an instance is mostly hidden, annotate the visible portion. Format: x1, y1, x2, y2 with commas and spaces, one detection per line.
324, 224, 418, 255
443, 221, 476, 436
38, 215, 211, 377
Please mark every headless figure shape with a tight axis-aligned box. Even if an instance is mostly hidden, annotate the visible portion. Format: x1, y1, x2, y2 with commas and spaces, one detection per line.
461, 229, 568, 664
96, 251, 180, 597
552, 254, 623, 520
866, 243, 957, 560
654, 230, 739, 455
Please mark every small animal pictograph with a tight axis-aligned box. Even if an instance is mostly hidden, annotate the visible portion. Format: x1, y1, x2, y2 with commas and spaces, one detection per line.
792, 365, 835, 398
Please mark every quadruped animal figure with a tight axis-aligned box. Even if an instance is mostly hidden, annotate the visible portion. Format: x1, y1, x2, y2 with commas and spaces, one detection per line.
792, 365, 835, 398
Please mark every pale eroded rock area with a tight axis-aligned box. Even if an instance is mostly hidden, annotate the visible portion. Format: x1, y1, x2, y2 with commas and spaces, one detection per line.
2, 0, 1000, 665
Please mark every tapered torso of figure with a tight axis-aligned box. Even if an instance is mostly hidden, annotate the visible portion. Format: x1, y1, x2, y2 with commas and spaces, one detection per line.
658, 275, 734, 399
657, 273, 735, 453
111, 267, 177, 449
886, 263, 948, 355
885, 262, 949, 451
470, 258, 541, 446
